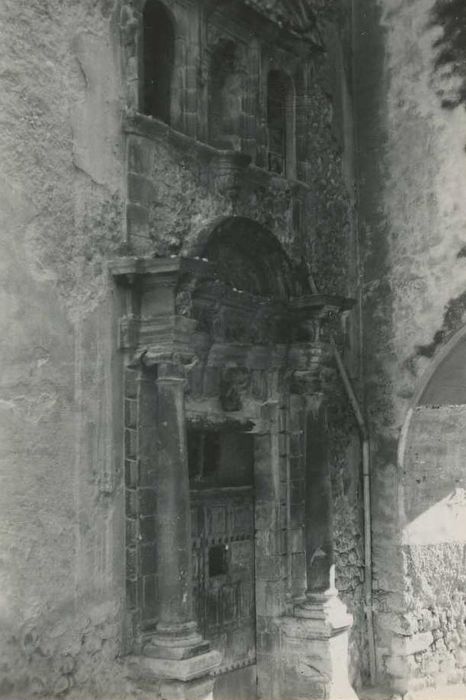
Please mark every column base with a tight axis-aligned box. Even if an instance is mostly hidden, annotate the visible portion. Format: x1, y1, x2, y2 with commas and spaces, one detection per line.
127, 648, 222, 683
294, 588, 354, 635
144, 622, 210, 660
276, 591, 357, 700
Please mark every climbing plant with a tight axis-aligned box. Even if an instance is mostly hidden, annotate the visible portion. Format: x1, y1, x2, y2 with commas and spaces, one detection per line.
431, 0, 466, 109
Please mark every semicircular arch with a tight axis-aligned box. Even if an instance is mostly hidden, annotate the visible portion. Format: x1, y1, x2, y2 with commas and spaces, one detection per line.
182, 216, 307, 301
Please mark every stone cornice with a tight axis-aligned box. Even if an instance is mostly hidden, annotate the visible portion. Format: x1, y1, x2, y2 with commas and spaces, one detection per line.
110, 255, 355, 375
123, 112, 312, 193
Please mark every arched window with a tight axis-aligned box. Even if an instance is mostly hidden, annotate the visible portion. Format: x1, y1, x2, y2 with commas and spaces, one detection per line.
142, 0, 175, 124
267, 70, 295, 176
209, 41, 242, 150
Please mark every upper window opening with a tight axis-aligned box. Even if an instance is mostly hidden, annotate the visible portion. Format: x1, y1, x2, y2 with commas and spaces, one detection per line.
209, 41, 243, 150
142, 0, 175, 124
267, 70, 294, 176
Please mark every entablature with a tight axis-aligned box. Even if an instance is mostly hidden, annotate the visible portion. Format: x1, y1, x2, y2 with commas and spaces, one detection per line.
110, 254, 354, 380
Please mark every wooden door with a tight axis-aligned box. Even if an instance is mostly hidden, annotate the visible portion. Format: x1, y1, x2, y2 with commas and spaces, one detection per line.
189, 430, 257, 697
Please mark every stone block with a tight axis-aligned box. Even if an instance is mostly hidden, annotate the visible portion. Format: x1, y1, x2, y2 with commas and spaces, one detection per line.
256, 652, 283, 700
256, 552, 283, 581
290, 479, 305, 504
126, 517, 139, 544
139, 487, 157, 516
125, 459, 139, 488
184, 112, 197, 137
279, 455, 288, 481
289, 527, 304, 554
256, 579, 286, 617
125, 398, 138, 428
290, 502, 305, 527
279, 606, 357, 700
259, 631, 275, 654
126, 547, 139, 578
288, 401, 304, 432
128, 138, 153, 173
140, 543, 157, 575
139, 515, 156, 541
184, 89, 197, 114
160, 676, 216, 700
126, 489, 139, 518
202, 367, 219, 397
125, 428, 138, 460
289, 455, 304, 478
128, 173, 156, 206
278, 432, 289, 456
290, 552, 306, 594
142, 574, 158, 611
290, 432, 304, 457
126, 578, 139, 611
125, 369, 139, 398
384, 653, 416, 679
255, 501, 280, 530
391, 631, 433, 656
278, 409, 288, 433
127, 649, 222, 682
254, 471, 275, 501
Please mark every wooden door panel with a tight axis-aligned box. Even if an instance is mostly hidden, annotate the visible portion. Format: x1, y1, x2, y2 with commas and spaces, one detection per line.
191, 486, 256, 675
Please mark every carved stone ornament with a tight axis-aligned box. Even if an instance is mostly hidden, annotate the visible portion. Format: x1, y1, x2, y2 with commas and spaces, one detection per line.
109, 253, 354, 390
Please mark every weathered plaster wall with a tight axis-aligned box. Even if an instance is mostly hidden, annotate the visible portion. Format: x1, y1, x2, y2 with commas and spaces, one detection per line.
0, 1, 128, 696
354, 0, 466, 692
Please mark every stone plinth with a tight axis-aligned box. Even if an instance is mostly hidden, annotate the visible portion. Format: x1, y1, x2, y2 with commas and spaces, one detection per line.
278, 591, 357, 700
127, 649, 222, 682
127, 649, 221, 700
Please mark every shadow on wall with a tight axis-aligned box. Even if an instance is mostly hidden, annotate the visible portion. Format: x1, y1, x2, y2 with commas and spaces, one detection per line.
430, 0, 466, 110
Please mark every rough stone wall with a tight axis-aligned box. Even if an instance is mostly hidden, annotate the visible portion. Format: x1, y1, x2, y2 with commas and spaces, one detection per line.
354, 0, 466, 692
0, 0, 362, 697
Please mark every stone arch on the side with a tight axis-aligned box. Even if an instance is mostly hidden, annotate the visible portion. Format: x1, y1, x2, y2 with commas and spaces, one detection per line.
396, 324, 466, 688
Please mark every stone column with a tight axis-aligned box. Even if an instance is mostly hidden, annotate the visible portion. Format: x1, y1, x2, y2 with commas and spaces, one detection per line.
129, 361, 221, 698
278, 356, 356, 700
291, 369, 357, 700
146, 361, 205, 656
303, 392, 336, 595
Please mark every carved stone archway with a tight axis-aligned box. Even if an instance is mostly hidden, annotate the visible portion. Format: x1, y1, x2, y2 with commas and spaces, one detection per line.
111, 217, 356, 700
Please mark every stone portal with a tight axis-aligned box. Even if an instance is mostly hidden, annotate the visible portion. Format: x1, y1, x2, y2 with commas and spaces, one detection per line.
111, 216, 356, 700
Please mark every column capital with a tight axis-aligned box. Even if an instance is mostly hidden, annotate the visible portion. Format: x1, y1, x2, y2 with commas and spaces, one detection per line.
156, 361, 188, 383
288, 340, 328, 396
149, 354, 198, 387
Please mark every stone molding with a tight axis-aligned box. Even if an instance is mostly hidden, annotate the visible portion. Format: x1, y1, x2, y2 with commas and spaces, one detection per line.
123, 112, 313, 192
127, 649, 222, 682
110, 254, 354, 373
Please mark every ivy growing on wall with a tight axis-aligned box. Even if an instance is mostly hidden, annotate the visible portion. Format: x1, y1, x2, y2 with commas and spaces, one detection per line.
431, 0, 466, 109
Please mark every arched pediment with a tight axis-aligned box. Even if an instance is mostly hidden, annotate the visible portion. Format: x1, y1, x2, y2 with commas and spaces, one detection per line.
196, 217, 304, 301
110, 217, 353, 366
241, 0, 323, 43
